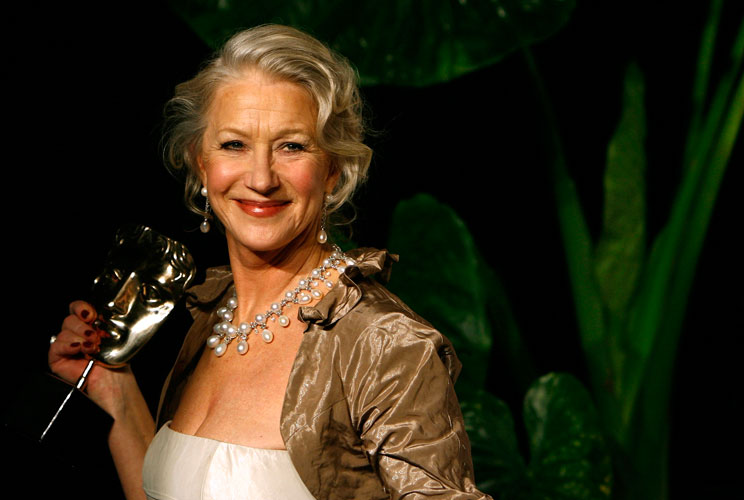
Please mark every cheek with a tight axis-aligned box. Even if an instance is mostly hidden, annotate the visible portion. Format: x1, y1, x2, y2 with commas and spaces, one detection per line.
289, 163, 330, 200
202, 157, 240, 190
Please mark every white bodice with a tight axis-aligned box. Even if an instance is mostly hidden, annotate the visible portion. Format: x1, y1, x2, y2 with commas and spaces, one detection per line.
142, 422, 315, 500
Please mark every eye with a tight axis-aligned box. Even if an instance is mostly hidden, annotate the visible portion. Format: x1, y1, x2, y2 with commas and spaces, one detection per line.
220, 140, 245, 151
140, 284, 164, 305
280, 142, 306, 153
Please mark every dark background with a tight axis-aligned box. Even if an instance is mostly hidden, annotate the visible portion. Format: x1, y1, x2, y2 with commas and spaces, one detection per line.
2, 1, 740, 497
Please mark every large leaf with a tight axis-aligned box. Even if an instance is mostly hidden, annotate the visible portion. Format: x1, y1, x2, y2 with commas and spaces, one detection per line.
591, 62, 646, 414
523, 373, 613, 500
169, 0, 576, 86
461, 390, 526, 496
387, 193, 494, 390
462, 374, 612, 499
594, 62, 646, 320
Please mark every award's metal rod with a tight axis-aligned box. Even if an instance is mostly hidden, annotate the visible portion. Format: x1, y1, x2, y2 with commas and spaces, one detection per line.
39, 359, 96, 441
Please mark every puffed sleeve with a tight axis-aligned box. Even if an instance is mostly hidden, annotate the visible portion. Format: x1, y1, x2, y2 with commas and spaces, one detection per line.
347, 318, 492, 499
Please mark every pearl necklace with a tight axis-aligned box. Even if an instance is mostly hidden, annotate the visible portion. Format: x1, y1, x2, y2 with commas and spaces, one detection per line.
206, 247, 354, 357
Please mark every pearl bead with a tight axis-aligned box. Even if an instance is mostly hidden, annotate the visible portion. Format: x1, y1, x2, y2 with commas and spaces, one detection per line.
271, 303, 281, 311
346, 259, 356, 266
285, 291, 295, 300
261, 329, 274, 343
215, 343, 227, 357
338, 266, 346, 274
310, 280, 319, 288
311, 269, 321, 278
227, 297, 238, 309
255, 314, 265, 323
278, 315, 290, 327
201, 186, 208, 197
311, 289, 323, 299
223, 310, 233, 322
299, 279, 307, 287
323, 259, 331, 267
317, 229, 328, 244
239, 322, 250, 333
298, 293, 311, 304
200, 220, 210, 233
325, 280, 334, 289
207, 335, 220, 348
237, 340, 248, 355
217, 307, 227, 317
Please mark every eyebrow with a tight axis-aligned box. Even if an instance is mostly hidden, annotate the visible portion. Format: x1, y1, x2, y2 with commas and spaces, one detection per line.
216, 127, 314, 138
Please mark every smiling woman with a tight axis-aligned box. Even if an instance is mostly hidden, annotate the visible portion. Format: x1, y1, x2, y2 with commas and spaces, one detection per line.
48, 24, 491, 500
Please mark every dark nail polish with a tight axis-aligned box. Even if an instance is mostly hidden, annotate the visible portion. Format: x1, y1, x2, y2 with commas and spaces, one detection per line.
81, 310, 89, 319
83, 341, 93, 348
84, 330, 94, 337
70, 342, 81, 347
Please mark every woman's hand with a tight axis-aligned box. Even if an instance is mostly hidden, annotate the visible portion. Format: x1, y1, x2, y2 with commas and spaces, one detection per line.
48, 301, 128, 416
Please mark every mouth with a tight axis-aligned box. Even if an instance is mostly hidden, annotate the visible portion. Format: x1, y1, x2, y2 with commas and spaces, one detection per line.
235, 199, 290, 217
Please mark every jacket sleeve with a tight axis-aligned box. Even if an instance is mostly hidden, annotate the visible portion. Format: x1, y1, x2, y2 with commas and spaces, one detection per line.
348, 318, 492, 500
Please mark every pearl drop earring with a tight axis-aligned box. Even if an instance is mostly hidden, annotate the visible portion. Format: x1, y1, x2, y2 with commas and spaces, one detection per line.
317, 194, 331, 244
200, 186, 211, 233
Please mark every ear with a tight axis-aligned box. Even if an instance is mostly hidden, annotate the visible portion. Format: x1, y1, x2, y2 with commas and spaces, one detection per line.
324, 160, 341, 194
195, 148, 208, 186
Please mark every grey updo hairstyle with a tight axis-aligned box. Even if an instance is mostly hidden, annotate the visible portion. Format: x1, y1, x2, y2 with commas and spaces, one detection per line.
162, 24, 372, 223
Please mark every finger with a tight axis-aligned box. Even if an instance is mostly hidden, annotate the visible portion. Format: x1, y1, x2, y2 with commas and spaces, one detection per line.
51, 329, 98, 354
62, 315, 99, 341
49, 331, 85, 358
69, 301, 97, 323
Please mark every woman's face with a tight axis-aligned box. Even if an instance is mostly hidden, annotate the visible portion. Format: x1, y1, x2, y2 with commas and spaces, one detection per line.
198, 70, 336, 255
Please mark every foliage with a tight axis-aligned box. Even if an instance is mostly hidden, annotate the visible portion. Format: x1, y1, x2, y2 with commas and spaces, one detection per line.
388, 195, 612, 499
169, 0, 576, 86
537, 2, 743, 497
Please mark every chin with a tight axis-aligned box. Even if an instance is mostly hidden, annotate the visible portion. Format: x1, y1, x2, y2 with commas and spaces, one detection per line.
228, 228, 315, 255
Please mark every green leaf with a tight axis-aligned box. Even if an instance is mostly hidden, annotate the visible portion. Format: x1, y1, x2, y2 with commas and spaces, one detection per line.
169, 0, 576, 86
523, 373, 613, 500
461, 390, 526, 497
520, 47, 609, 400
550, 144, 607, 395
684, 0, 723, 164
594, 62, 646, 319
386, 194, 493, 390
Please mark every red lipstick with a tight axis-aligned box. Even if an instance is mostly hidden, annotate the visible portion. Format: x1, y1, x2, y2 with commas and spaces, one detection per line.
236, 200, 288, 217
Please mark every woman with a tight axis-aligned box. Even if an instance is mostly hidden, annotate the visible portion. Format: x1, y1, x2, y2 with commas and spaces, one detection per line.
49, 24, 490, 499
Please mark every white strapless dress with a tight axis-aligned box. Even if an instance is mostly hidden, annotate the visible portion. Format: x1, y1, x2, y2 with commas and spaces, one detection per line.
142, 422, 315, 500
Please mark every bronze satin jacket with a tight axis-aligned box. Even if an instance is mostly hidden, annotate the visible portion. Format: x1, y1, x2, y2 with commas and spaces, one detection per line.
156, 248, 491, 499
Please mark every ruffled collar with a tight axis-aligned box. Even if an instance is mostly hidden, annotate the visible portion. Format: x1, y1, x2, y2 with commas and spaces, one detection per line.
185, 248, 398, 328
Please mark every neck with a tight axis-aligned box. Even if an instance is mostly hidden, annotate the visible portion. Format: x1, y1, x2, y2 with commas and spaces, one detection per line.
226, 233, 329, 322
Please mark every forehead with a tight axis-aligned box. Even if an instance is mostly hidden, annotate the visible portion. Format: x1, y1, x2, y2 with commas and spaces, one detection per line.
208, 70, 318, 130
107, 236, 170, 269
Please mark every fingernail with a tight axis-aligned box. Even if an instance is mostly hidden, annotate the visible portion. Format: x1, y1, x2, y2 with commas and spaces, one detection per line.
81, 310, 90, 319
70, 342, 81, 347
84, 330, 94, 337
83, 341, 93, 348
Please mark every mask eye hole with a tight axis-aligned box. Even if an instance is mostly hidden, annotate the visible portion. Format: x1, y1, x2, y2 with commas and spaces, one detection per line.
141, 283, 164, 305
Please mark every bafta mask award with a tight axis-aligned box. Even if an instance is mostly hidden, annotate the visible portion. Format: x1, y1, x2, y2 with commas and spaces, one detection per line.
3, 225, 195, 460
90, 224, 196, 367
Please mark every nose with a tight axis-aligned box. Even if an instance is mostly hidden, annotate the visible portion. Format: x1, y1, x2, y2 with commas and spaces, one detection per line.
243, 148, 279, 195
107, 272, 140, 316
